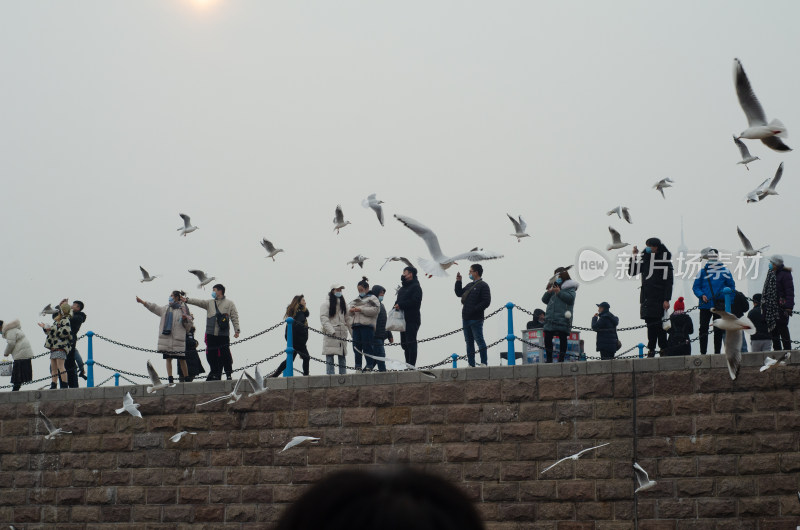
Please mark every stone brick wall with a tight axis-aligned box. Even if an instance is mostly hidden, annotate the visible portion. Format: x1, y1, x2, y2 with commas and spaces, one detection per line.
0, 352, 799, 529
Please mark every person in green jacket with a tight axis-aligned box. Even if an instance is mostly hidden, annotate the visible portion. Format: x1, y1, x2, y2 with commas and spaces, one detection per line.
541, 267, 579, 363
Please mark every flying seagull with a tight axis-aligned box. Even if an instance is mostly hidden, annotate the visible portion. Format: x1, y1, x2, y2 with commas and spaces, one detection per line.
760, 351, 790, 372
196, 371, 245, 406
379, 256, 413, 271
633, 462, 657, 493
757, 162, 784, 200
281, 436, 320, 452
115, 392, 142, 418
188, 269, 216, 289
333, 205, 351, 234
40, 304, 58, 316
139, 266, 158, 283
507, 214, 530, 242
260, 238, 284, 261
177, 213, 199, 236
733, 58, 791, 152
361, 350, 436, 378
737, 227, 768, 257
606, 206, 632, 224
606, 226, 630, 251
244, 365, 268, 397
394, 214, 504, 277
169, 431, 198, 443
745, 177, 771, 203
361, 193, 385, 226
539, 443, 610, 474
653, 178, 674, 199
39, 411, 71, 440
732, 135, 759, 170
347, 255, 368, 269
146, 360, 175, 393
711, 308, 756, 381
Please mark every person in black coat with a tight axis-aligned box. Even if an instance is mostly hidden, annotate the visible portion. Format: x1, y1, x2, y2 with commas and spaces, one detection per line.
628, 237, 673, 357
178, 326, 205, 382
394, 266, 423, 366
747, 293, 772, 352
62, 300, 86, 388
366, 285, 392, 372
665, 297, 693, 356
454, 264, 492, 367
271, 295, 311, 377
591, 301, 619, 360
526, 309, 545, 330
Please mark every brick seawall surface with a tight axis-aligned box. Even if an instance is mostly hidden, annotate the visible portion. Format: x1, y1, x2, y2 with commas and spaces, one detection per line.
1, 352, 799, 529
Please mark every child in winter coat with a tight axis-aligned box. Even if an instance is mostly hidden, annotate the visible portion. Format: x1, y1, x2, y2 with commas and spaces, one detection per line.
1, 320, 34, 391
666, 297, 694, 356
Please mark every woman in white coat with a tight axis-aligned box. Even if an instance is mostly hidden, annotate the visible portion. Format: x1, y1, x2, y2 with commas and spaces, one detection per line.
320, 284, 350, 375
136, 291, 194, 383
1, 320, 34, 391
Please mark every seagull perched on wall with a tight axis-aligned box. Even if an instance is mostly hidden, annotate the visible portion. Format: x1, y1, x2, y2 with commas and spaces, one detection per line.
139, 266, 159, 283
633, 462, 657, 493
737, 227, 768, 257
39, 411, 71, 440
732, 135, 760, 170
653, 178, 674, 199
539, 443, 610, 474
146, 360, 175, 393
177, 213, 199, 236
711, 308, 756, 380
115, 392, 142, 418
606, 206, 632, 224
507, 214, 530, 242
260, 238, 284, 261
394, 214, 503, 277
347, 255, 368, 269
188, 269, 216, 289
606, 226, 629, 251
333, 205, 351, 234
361, 193, 385, 226
733, 58, 791, 152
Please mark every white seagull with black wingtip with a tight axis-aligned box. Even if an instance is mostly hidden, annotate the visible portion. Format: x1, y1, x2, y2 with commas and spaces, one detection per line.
606, 226, 629, 251
146, 360, 176, 393
732, 135, 760, 170
507, 214, 530, 242
39, 411, 72, 440
540, 443, 610, 474
733, 58, 791, 152
333, 205, 351, 234
633, 462, 657, 493
139, 266, 159, 283
737, 227, 769, 257
757, 162, 784, 201
260, 238, 284, 261
606, 206, 632, 224
361, 193, 385, 226
188, 269, 216, 289
177, 213, 199, 236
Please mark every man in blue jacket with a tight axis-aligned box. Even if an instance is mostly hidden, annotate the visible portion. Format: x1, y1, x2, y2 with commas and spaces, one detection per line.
692, 249, 735, 354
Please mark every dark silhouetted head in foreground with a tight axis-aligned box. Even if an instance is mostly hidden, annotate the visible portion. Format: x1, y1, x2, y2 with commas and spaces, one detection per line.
275, 468, 484, 530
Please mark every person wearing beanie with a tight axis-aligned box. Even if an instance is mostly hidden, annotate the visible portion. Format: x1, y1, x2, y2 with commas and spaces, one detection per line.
526, 308, 546, 330
692, 248, 736, 355
38, 302, 72, 389
747, 293, 772, 352
394, 266, 423, 366
591, 302, 619, 361
366, 285, 392, 372
628, 237, 673, 357
666, 297, 694, 356
763, 256, 794, 350
2, 320, 35, 391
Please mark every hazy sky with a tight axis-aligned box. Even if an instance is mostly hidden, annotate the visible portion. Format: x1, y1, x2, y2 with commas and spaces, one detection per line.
2, 1, 798, 383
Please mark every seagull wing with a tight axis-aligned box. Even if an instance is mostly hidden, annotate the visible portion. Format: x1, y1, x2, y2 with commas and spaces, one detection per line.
179, 213, 192, 229
733, 135, 752, 159
710, 308, 737, 321
633, 462, 652, 488
733, 58, 767, 127
334, 205, 344, 224
573, 442, 610, 458
254, 365, 263, 390
231, 370, 245, 396
244, 370, 262, 393
448, 248, 504, 263
39, 411, 57, 434
123, 392, 134, 407
140, 266, 151, 280
540, 456, 570, 474
169, 432, 186, 442
146, 360, 162, 386
737, 227, 754, 251
608, 226, 623, 245
507, 213, 522, 233
394, 214, 447, 262
196, 394, 230, 407
282, 435, 319, 452
188, 270, 207, 282
374, 204, 384, 226
761, 136, 792, 152
518, 215, 527, 233
769, 162, 784, 190
261, 239, 276, 253
621, 208, 632, 224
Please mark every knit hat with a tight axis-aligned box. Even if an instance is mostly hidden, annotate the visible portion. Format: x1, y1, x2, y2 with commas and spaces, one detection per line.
673, 297, 685, 312
770, 255, 784, 267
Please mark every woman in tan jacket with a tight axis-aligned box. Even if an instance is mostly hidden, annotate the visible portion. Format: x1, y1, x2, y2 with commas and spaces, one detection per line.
348, 277, 379, 371
137, 291, 194, 383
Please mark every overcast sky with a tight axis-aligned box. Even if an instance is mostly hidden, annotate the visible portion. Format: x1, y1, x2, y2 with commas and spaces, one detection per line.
2, 1, 798, 383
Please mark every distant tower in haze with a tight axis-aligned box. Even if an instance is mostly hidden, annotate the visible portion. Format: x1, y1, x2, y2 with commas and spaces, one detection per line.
676, 216, 690, 301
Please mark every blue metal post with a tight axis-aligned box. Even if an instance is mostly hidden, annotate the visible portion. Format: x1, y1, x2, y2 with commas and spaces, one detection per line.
86, 331, 95, 388
451, 354, 458, 368
283, 318, 294, 377
637, 343, 645, 359
114, 373, 120, 386
723, 287, 733, 313
506, 302, 516, 366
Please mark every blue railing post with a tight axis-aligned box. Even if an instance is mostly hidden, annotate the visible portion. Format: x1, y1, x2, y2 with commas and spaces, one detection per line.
723, 287, 733, 313
114, 373, 120, 386
283, 318, 294, 377
86, 331, 95, 388
451, 354, 458, 368
506, 302, 516, 366
637, 343, 645, 359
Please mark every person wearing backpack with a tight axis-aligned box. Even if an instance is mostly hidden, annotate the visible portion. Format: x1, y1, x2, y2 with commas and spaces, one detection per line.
691, 249, 735, 354
185, 284, 240, 381
591, 302, 619, 360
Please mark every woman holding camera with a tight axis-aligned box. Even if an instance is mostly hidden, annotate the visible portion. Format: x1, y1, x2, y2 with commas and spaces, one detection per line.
136, 291, 193, 383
